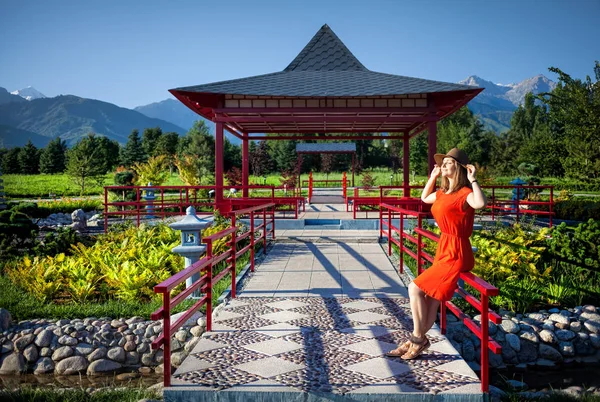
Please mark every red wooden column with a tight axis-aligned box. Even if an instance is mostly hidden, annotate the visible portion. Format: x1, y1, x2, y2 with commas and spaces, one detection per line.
403, 132, 410, 198
427, 120, 437, 173
215, 122, 225, 212
242, 137, 249, 197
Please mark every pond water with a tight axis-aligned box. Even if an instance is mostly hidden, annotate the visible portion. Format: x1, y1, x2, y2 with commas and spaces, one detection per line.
0, 372, 162, 390
491, 365, 600, 391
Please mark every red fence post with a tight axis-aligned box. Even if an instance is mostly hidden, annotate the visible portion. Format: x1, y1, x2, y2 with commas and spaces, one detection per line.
263, 208, 267, 254
250, 211, 255, 272
162, 291, 171, 387
104, 188, 108, 232
230, 216, 237, 299
416, 215, 423, 275
549, 187, 554, 228
399, 213, 404, 273
481, 293, 490, 392
206, 241, 213, 332
388, 208, 392, 256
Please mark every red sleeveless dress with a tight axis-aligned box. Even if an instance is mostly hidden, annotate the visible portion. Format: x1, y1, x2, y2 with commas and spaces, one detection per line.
413, 186, 475, 301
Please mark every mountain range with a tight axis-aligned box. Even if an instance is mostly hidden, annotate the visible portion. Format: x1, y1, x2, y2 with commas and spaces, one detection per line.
0, 74, 556, 149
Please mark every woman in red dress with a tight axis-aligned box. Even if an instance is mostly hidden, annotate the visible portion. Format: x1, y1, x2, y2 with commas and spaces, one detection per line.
387, 148, 487, 360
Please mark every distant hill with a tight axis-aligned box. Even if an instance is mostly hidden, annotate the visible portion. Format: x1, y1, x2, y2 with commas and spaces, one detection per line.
0, 87, 27, 105
460, 74, 557, 133
135, 98, 239, 144
0, 124, 49, 148
0, 94, 187, 148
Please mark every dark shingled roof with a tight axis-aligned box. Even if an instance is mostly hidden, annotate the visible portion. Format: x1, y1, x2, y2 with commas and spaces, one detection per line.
172, 24, 479, 97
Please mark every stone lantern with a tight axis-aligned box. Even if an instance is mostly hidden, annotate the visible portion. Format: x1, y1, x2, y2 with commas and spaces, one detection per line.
169, 206, 212, 297
144, 182, 156, 219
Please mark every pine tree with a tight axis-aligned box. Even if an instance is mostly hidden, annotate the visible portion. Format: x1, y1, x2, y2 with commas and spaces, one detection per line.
121, 129, 147, 167
1, 147, 21, 174
17, 140, 40, 174
177, 121, 215, 185
39, 137, 67, 174
65, 134, 107, 195
250, 141, 271, 176
142, 127, 163, 158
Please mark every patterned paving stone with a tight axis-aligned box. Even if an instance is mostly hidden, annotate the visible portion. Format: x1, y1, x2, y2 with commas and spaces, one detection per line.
234, 356, 304, 378
344, 357, 411, 379
346, 310, 391, 323
174, 366, 261, 389
266, 299, 308, 310
340, 300, 384, 310
254, 322, 302, 338
391, 367, 479, 394
259, 310, 310, 323
242, 338, 303, 356
341, 338, 398, 356
192, 346, 268, 366
216, 316, 279, 330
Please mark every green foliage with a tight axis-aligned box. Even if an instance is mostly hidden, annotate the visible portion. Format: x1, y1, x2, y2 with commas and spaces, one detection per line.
65, 133, 108, 195
5, 222, 182, 303
39, 137, 67, 174
120, 129, 146, 167
33, 226, 94, 257
250, 140, 272, 177
131, 155, 169, 186
0, 208, 38, 259
177, 121, 214, 184
361, 172, 376, 189
554, 199, 600, 221
0, 387, 161, 402
141, 126, 163, 157
1, 147, 21, 174
17, 140, 40, 174
547, 220, 600, 270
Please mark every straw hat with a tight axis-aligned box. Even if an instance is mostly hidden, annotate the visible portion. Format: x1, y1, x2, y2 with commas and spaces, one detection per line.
434, 148, 470, 167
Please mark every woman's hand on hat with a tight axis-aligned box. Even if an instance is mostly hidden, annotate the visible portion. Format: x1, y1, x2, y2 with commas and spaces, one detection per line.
431, 165, 441, 178
466, 164, 477, 183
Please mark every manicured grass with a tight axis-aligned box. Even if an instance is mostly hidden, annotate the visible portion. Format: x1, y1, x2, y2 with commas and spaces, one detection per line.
0, 388, 161, 402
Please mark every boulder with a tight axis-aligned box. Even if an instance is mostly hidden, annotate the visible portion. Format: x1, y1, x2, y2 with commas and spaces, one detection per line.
55, 356, 88, 375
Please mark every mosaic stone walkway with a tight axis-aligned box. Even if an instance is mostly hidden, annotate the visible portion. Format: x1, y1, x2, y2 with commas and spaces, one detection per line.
167, 242, 483, 402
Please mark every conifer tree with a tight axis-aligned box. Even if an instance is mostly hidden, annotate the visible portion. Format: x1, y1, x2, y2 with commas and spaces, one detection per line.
1, 147, 21, 174
120, 129, 147, 167
66, 134, 107, 195
17, 140, 40, 174
39, 137, 67, 174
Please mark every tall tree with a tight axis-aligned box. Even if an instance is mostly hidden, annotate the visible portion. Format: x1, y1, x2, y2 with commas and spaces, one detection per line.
142, 127, 163, 158
121, 129, 147, 167
97, 136, 121, 171
320, 154, 335, 180
39, 137, 67, 174
18, 140, 40, 174
269, 138, 297, 172
155, 132, 180, 174
223, 137, 242, 171
65, 134, 107, 195
538, 61, 600, 179
178, 121, 215, 185
409, 133, 428, 176
250, 141, 271, 177
1, 147, 21, 174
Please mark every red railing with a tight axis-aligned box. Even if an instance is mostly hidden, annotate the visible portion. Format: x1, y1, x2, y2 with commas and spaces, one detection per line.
308, 172, 313, 203
484, 185, 555, 227
103, 185, 302, 230
379, 204, 502, 393
347, 186, 426, 218
150, 203, 275, 387
342, 172, 347, 202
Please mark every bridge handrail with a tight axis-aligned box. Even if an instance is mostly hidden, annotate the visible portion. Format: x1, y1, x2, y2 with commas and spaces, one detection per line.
150, 202, 275, 387
379, 203, 502, 393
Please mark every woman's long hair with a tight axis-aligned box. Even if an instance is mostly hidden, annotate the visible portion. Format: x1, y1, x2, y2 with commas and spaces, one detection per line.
440, 158, 471, 193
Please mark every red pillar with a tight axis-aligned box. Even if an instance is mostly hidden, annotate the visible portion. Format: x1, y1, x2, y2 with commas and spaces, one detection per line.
242, 137, 249, 197
403, 133, 410, 198
215, 122, 224, 212
427, 120, 437, 173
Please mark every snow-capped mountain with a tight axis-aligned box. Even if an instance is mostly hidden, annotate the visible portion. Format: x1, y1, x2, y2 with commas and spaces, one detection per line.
11, 86, 46, 101
459, 74, 557, 132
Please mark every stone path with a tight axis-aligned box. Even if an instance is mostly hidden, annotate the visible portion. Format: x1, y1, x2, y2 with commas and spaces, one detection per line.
167, 242, 483, 401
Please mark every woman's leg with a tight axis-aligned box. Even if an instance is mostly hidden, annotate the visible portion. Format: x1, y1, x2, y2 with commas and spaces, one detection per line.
408, 282, 427, 338
423, 296, 441, 334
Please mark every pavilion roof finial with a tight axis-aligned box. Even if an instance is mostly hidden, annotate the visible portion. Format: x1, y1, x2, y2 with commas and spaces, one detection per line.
284, 24, 368, 72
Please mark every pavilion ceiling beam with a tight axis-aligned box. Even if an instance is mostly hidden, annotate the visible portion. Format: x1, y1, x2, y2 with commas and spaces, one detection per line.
214, 116, 437, 123
213, 107, 431, 114
246, 134, 406, 141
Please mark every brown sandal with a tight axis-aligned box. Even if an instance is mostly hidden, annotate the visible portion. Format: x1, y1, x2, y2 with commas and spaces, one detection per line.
401, 336, 430, 360
385, 340, 412, 357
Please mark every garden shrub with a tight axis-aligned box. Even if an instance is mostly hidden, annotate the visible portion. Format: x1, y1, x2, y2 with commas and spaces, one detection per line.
554, 199, 600, 221
0, 208, 39, 259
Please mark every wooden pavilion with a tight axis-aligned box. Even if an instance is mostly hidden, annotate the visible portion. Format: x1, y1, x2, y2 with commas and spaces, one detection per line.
169, 24, 483, 211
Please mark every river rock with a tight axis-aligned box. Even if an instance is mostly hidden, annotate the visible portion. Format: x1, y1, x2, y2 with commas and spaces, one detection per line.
518, 341, 537, 363
87, 359, 122, 375
171, 351, 187, 367
88, 347, 107, 362
584, 321, 600, 334
501, 319, 519, 334
549, 313, 570, 325
520, 331, 539, 344
556, 329, 576, 341
559, 341, 575, 356
570, 321, 582, 332
14, 334, 35, 350
539, 329, 557, 344
33, 357, 55, 374
35, 329, 53, 347
1, 341, 13, 354
75, 343, 93, 356
0, 353, 26, 374
58, 335, 77, 346
56, 355, 88, 375
505, 333, 521, 351
590, 334, 600, 349
539, 344, 563, 362
581, 312, 600, 322
23, 344, 38, 363
52, 346, 74, 361
107, 346, 125, 363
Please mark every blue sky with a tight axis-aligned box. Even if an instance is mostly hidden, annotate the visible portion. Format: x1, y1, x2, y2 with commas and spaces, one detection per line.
1, 0, 598, 109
